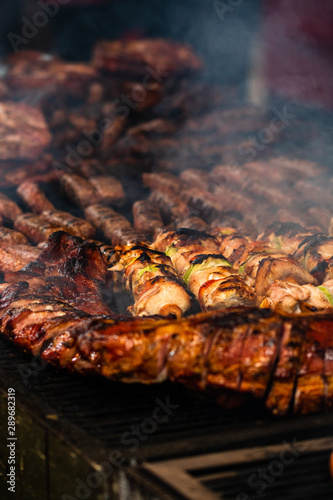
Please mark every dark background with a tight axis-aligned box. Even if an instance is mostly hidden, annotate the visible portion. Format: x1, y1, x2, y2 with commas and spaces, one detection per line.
0, 0, 262, 86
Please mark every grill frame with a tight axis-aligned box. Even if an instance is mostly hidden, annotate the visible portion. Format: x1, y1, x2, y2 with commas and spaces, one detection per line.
1, 335, 333, 499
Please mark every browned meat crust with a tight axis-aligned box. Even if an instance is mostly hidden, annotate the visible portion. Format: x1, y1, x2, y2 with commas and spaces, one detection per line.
0, 102, 51, 160
17, 181, 55, 214
92, 39, 202, 77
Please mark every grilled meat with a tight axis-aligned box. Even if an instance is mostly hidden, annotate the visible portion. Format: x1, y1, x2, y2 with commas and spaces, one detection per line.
17, 181, 95, 239
261, 222, 333, 282
110, 244, 191, 318
154, 229, 255, 310
0, 192, 22, 222
0, 245, 40, 272
42, 210, 95, 239
260, 278, 333, 314
89, 176, 125, 206
0, 102, 51, 160
132, 200, 164, 238
14, 213, 66, 244
60, 173, 125, 208
85, 204, 148, 246
92, 38, 202, 77
0, 227, 28, 247
5, 50, 98, 98
17, 181, 55, 214
1, 267, 333, 415
60, 174, 100, 208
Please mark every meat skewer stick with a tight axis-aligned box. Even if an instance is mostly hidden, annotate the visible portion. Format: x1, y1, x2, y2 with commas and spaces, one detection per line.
153, 228, 255, 310
85, 204, 148, 245
110, 243, 191, 318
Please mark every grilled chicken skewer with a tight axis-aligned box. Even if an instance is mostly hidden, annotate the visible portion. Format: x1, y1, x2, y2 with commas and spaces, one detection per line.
260, 222, 333, 281
213, 227, 327, 313
153, 228, 255, 311
1, 234, 333, 417
110, 243, 191, 318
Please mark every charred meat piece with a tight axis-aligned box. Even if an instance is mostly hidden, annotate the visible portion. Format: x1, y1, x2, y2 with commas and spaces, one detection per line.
265, 322, 303, 416
240, 316, 281, 398
294, 234, 333, 282
42, 210, 95, 239
260, 222, 321, 256
0, 156, 57, 188
0, 192, 22, 222
85, 204, 148, 245
5, 50, 98, 97
0, 227, 28, 247
17, 181, 54, 214
154, 229, 255, 310
89, 240, 116, 266
111, 244, 191, 318
89, 175, 125, 206
142, 172, 181, 195
294, 328, 326, 415
260, 278, 333, 314
0, 102, 51, 160
14, 213, 67, 244
132, 199, 164, 238
149, 190, 192, 222
172, 216, 208, 232
92, 38, 202, 77
0, 245, 40, 272
60, 174, 100, 208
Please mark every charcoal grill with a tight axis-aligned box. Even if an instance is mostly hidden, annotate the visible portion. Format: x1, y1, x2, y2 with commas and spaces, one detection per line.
1, 334, 333, 500
1, 1, 333, 499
